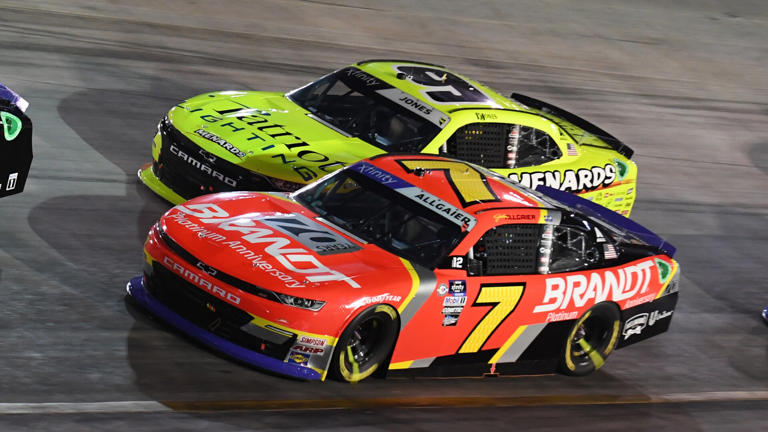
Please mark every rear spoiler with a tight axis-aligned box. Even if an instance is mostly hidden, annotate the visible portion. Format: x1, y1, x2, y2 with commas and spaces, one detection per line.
535, 185, 676, 258
510, 92, 634, 159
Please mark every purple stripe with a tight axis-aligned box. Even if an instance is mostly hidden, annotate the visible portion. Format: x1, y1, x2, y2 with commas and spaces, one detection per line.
535, 185, 676, 257
126, 276, 322, 380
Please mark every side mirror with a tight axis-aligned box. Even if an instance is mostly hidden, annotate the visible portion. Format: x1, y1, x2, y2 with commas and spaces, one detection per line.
467, 258, 483, 276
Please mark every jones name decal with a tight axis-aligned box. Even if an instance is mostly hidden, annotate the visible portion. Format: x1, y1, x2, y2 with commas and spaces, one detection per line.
533, 260, 655, 313
508, 164, 616, 193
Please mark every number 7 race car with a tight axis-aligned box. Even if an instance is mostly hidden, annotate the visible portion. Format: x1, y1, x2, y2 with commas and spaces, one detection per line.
127, 155, 678, 382
139, 60, 637, 215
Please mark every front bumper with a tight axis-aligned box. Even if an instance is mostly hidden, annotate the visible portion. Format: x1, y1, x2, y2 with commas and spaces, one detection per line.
138, 163, 186, 205
126, 275, 322, 380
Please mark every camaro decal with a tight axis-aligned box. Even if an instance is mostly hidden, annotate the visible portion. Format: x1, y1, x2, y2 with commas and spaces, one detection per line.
169, 144, 238, 187
507, 164, 617, 193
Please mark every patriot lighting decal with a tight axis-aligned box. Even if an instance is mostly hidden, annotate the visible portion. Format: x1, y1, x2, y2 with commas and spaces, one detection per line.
351, 162, 477, 229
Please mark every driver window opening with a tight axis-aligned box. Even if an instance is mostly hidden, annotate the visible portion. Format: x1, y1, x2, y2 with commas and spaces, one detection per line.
443, 122, 562, 169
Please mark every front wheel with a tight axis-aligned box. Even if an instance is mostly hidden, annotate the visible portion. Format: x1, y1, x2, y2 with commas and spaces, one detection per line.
330, 304, 399, 383
560, 302, 621, 376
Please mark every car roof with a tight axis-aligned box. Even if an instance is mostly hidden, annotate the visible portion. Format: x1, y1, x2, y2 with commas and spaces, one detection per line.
360, 154, 558, 216
354, 59, 525, 115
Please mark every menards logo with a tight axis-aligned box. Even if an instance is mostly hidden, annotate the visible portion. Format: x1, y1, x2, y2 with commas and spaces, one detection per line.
174, 203, 360, 288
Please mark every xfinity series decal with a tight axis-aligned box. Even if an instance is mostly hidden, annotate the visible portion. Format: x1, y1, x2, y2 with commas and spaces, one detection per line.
194, 128, 246, 158
352, 162, 477, 229
508, 163, 617, 193
534, 259, 656, 313
442, 280, 467, 327
172, 204, 360, 288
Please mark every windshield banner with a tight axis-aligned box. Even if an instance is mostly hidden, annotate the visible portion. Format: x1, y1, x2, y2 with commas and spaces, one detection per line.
352, 162, 477, 230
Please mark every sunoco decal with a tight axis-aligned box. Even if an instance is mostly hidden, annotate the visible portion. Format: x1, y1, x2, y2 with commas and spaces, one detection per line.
508, 164, 617, 193
352, 162, 476, 229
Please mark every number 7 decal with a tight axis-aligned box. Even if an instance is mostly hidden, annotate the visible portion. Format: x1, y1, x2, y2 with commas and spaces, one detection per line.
398, 159, 499, 207
459, 284, 525, 353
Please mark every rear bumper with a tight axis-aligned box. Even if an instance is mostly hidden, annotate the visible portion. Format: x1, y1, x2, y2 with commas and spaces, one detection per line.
126, 275, 322, 380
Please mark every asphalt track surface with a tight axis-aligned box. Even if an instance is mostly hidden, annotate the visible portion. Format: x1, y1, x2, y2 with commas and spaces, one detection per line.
1, 1, 767, 430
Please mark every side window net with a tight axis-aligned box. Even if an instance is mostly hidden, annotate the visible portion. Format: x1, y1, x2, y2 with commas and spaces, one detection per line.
547, 225, 600, 273
515, 126, 562, 168
474, 224, 543, 275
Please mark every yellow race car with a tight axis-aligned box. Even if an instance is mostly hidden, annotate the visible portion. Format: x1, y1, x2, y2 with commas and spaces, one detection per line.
139, 60, 637, 215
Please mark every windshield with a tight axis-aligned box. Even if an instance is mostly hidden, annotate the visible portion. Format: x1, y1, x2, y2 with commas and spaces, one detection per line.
295, 170, 462, 268
288, 67, 442, 152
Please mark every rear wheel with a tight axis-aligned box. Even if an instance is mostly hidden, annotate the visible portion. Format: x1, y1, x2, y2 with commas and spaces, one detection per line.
330, 304, 399, 383
560, 302, 621, 376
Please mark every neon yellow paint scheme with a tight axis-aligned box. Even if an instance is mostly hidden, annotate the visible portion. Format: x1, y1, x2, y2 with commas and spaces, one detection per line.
139, 60, 637, 215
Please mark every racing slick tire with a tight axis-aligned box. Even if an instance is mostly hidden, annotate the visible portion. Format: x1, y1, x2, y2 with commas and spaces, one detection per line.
330, 304, 399, 383
560, 302, 621, 376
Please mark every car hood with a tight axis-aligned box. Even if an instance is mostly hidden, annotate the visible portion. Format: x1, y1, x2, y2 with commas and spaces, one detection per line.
159, 191, 415, 301
167, 91, 381, 183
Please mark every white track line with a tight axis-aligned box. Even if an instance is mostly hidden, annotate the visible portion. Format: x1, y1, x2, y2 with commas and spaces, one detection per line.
1, 391, 767, 414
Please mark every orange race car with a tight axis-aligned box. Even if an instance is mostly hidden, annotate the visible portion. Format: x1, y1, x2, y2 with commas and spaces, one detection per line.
127, 154, 679, 382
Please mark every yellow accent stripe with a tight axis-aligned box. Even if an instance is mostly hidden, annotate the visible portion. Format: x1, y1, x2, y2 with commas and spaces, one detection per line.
389, 360, 415, 370
397, 258, 420, 315
656, 260, 679, 299
578, 338, 605, 369
488, 325, 527, 364
246, 315, 337, 346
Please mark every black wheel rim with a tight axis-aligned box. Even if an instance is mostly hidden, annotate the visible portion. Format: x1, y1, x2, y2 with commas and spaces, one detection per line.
344, 315, 384, 369
570, 315, 611, 367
